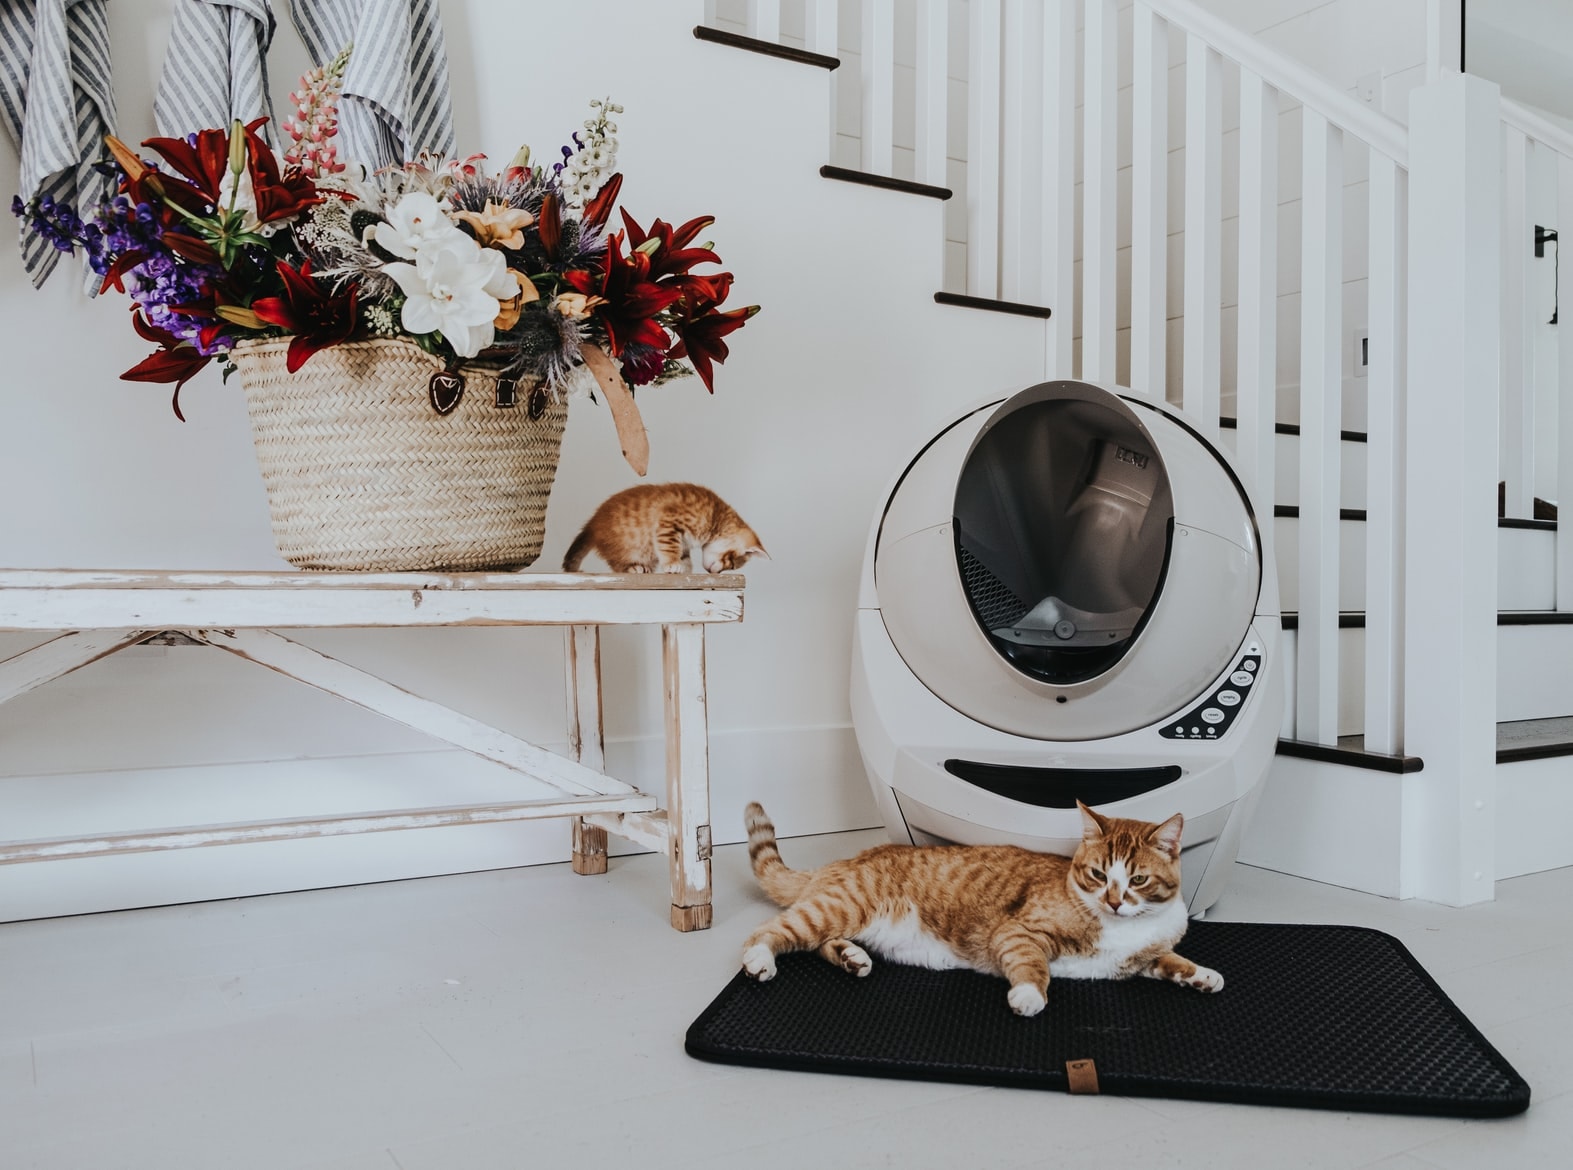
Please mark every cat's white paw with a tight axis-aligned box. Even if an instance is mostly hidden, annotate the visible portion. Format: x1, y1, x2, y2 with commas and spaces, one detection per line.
628, 565, 649, 573
742, 943, 777, 982
1186, 965, 1224, 993
1007, 983, 1047, 1017
658, 563, 685, 573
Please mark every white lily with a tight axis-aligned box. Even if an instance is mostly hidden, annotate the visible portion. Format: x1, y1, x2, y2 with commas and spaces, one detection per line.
371, 191, 466, 259
386, 237, 520, 357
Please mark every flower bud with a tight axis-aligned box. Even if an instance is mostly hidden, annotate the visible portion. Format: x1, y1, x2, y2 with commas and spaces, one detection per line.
227, 120, 246, 175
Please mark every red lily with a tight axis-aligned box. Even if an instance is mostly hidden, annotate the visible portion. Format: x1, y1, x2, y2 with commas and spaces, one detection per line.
537, 192, 563, 261
140, 123, 238, 211
121, 311, 216, 421
240, 121, 321, 223
668, 282, 759, 393
582, 173, 623, 232
564, 231, 681, 357
251, 259, 358, 372
619, 210, 720, 281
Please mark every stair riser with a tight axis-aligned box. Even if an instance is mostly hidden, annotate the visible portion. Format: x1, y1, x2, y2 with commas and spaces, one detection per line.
1279, 621, 1573, 736
1217, 430, 1367, 511
1273, 522, 1554, 612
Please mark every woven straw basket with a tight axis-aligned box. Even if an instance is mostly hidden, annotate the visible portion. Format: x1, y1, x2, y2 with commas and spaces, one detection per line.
232, 337, 568, 572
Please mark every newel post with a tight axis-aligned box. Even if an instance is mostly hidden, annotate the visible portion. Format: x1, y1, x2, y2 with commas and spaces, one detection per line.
1401, 72, 1500, 905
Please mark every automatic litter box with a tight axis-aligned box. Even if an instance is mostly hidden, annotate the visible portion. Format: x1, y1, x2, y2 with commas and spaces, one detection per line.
850, 379, 1284, 915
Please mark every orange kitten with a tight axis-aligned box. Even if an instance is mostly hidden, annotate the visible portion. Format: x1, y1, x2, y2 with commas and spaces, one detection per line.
562, 483, 768, 573
741, 800, 1221, 1016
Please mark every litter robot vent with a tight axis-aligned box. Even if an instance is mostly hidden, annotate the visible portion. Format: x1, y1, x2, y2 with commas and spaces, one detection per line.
958, 546, 1030, 630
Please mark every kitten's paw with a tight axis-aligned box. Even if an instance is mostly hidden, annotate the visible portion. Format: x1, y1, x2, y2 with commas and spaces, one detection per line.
742, 943, 777, 982
627, 565, 649, 573
1007, 983, 1047, 1017
1186, 965, 1224, 993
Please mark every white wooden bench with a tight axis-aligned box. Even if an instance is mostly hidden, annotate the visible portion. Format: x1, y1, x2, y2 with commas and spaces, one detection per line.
0, 569, 746, 931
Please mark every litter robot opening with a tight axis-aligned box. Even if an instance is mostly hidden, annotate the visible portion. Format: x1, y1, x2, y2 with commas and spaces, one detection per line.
955, 392, 1175, 686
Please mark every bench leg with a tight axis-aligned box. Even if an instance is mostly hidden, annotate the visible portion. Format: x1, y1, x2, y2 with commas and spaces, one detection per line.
565, 624, 608, 875
663, 622, 712, 931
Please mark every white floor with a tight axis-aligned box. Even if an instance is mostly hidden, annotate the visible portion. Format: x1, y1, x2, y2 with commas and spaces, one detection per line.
2, 833, 1570, 1170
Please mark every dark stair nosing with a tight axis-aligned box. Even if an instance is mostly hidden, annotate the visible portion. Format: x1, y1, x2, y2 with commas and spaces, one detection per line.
1273, 505, 1367, 522
1280, 610, 1573, 627
1498, 740, 1573, 764
692, 26, 840, 69
1219, 417, 1368, 443
819, 165, 951, 200
932, 291, 1053, 319
1279, 612, 1366, 630
1276, 736, 1423, 773
1499, 516, 1557, 531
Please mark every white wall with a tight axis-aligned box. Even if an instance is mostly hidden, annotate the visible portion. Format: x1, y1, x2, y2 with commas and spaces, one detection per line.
0, 0, 1051, 918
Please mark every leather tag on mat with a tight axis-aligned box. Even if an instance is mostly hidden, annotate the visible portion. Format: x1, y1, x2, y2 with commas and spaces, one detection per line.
1066, 1059, 1100, 1094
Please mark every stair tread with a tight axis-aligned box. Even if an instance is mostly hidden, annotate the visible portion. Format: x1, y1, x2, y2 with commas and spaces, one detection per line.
691, 26, 839, 69
1498, 716, 1573, 762
819, 165, 951, 200
1276, 736, 1422, 773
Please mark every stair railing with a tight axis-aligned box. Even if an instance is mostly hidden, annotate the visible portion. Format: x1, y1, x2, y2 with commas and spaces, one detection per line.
1497, 98, 1573, 613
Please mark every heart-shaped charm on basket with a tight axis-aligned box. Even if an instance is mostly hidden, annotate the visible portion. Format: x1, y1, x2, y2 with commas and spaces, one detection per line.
429, 371, 465, 415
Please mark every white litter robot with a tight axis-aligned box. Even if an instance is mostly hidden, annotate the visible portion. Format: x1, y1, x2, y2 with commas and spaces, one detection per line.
850, 379, 1284, 915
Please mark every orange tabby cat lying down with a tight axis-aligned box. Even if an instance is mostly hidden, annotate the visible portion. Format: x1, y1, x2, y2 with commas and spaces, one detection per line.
741, 800, 1222, 1016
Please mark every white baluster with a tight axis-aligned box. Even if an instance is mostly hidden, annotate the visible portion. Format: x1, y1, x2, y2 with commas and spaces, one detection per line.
1001, 0, 1042, 303
968, 0, 1003, 297
1082, 0, 1118, 382
1365, 154, 1406, 753
747, 0, 781, 41
1500, 127, 1533, 518
914, 0, 948, 189
1236, 70, 1278, 509
1131, 3, 1169, 399
1183, 34, 1222, 429
1558, 152, 1573, 611
806, 0, 838, 160
1296, 108, 1343, 746
1041, 0, 1076, 372
861, 0, 894, 176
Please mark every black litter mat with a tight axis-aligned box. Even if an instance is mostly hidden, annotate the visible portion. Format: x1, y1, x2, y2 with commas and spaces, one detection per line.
686, 921, 1530, 1117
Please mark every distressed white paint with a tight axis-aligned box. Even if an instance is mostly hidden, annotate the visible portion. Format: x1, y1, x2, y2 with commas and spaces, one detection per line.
0, 570, 745, 629
663, 622, 713, 930
0, 629, 149, 704
567, 623, 609, 874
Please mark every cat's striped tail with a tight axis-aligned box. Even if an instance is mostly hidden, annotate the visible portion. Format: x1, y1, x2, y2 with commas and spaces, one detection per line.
745, 802, 810, 905
562, 526, 592, 572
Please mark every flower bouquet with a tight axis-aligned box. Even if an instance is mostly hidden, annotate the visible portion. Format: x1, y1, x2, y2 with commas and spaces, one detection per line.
14, 88, 758, 571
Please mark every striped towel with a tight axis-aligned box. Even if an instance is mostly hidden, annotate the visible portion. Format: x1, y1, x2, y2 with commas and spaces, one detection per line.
154, 0, 278, 145
289, 0, 455, 171
0, 0, 116, 288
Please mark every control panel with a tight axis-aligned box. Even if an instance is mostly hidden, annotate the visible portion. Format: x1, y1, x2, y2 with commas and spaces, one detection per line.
1159, 642, 1262, 741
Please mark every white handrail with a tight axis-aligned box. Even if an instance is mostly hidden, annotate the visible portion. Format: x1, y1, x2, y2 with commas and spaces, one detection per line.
1148, 0, 1408, 165
1501, 97, 1573, 161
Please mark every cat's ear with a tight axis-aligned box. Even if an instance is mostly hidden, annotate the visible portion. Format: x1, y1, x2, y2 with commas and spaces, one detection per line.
1077, 800, 1110, 841
746, 545, 770, 560
1149, 812, 1185, 860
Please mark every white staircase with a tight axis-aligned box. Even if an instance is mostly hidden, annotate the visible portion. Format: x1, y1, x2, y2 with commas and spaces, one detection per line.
703, 0, 1573, 903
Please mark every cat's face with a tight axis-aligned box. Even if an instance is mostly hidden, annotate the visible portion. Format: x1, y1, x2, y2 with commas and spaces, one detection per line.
1070, 801, 1184, 918
702, 529, 769, 573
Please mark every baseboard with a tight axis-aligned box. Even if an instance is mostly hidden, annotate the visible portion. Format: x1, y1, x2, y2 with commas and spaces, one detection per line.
0, 726, 879, 922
